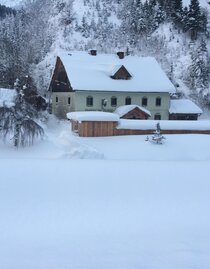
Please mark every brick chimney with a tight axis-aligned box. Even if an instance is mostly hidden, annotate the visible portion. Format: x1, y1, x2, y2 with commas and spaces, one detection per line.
90, 50, 97, 56
117, 51, 125, 59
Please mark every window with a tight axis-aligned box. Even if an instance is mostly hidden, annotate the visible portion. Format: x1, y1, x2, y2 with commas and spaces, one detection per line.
68, 97, 71, 105
156, 97, 161, 106
125, 96, 131, 105
142, 97, 148, 106
154, 113, 161, 120
86, 96, 93, 107
56, 96, 58, 103
111, 96, 117, 107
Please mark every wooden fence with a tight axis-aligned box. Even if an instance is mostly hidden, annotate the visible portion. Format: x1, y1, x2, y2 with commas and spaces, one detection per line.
70, 119, 210, 137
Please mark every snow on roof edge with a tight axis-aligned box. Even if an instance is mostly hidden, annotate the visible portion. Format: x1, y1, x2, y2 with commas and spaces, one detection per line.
169, 99, 203, 114
67, 111, 120, 122
115, 105, 151, 117
117, 120, 210, 131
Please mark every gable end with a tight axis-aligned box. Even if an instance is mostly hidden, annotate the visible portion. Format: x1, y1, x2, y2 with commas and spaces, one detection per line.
111, 65, 132, 80
49, 57, 73, 93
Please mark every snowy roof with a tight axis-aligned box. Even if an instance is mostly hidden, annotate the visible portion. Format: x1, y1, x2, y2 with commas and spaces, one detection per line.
67, 111, 120, 122
115, 105, 151, 117
169, 99, 203, 114
117, 120, 210, 131
58, 51, 176, 93
0, 88, 16, 108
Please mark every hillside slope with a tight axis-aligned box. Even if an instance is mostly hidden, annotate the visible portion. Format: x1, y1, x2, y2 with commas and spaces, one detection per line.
0, 0, 210, 109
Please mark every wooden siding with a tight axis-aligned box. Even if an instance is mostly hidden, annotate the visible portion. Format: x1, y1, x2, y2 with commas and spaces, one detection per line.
121, 107, 150, 120
169, 113, 198, 120
50, 57, 73, 93
75, 121, 118, 137
71, 120, 210, 137
111, 65, 132, 80
114, 129, 210, 136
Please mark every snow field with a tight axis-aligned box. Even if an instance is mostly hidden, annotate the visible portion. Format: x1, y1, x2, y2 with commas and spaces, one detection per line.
0, 120, 210, 269
0, 160, 210, 269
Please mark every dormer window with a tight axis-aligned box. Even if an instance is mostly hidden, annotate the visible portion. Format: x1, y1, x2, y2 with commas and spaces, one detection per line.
110, 65, 132, 80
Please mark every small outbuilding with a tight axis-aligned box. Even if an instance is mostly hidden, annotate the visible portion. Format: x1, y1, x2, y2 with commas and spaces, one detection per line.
169, 99, 203, 120
67, 111, 210, 137
67, 111, 119, 137
115, 105, 151, 120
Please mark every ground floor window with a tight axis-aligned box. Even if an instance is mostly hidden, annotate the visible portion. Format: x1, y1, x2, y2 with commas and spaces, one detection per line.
154, 113, 161, 120
56, 96, 58, 103
68, 97, 71, 105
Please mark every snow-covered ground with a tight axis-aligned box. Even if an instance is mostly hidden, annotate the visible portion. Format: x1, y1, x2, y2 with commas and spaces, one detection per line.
0, 118, 210, 269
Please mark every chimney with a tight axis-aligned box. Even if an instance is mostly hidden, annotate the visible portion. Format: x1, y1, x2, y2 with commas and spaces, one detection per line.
117, 51, 125, 59
90, 49, 97, 56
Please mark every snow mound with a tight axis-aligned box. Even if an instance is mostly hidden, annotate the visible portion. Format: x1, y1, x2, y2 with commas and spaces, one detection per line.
61, 144, 104, 159
56, 131, 104, 160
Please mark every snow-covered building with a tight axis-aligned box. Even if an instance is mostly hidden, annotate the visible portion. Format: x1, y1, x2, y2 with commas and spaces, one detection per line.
67, 111, 210, 137
115, 105, 151, 120
169, 99, 203, 120
49, 51, 177, 119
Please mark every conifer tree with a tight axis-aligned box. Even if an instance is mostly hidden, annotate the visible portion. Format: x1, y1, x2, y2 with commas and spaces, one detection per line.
187, 0, 203, 39
172, 0, 183, 29
188, 40, 209, 93
0, 79, 44, 148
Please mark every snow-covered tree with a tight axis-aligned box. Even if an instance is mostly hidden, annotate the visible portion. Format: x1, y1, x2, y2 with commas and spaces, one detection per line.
151, 122, 166, 144
186, 0, 206, 39
188, 40, 209, 93
171, 0, 183, 29
0, 79, 44, 148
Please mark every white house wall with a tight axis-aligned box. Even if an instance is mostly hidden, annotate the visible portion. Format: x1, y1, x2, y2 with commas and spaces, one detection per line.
52, 92, 75, 118
74, 91, 170, 120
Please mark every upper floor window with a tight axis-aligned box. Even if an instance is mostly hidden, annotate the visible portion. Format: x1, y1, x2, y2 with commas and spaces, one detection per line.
111, 96, 117, 107
68, 97, 71, 105
86, 96, 93, 107
156, 97, 161, 106
142, 97, 148, 107
154, 113, 161, 120
125, 96, 131, 105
